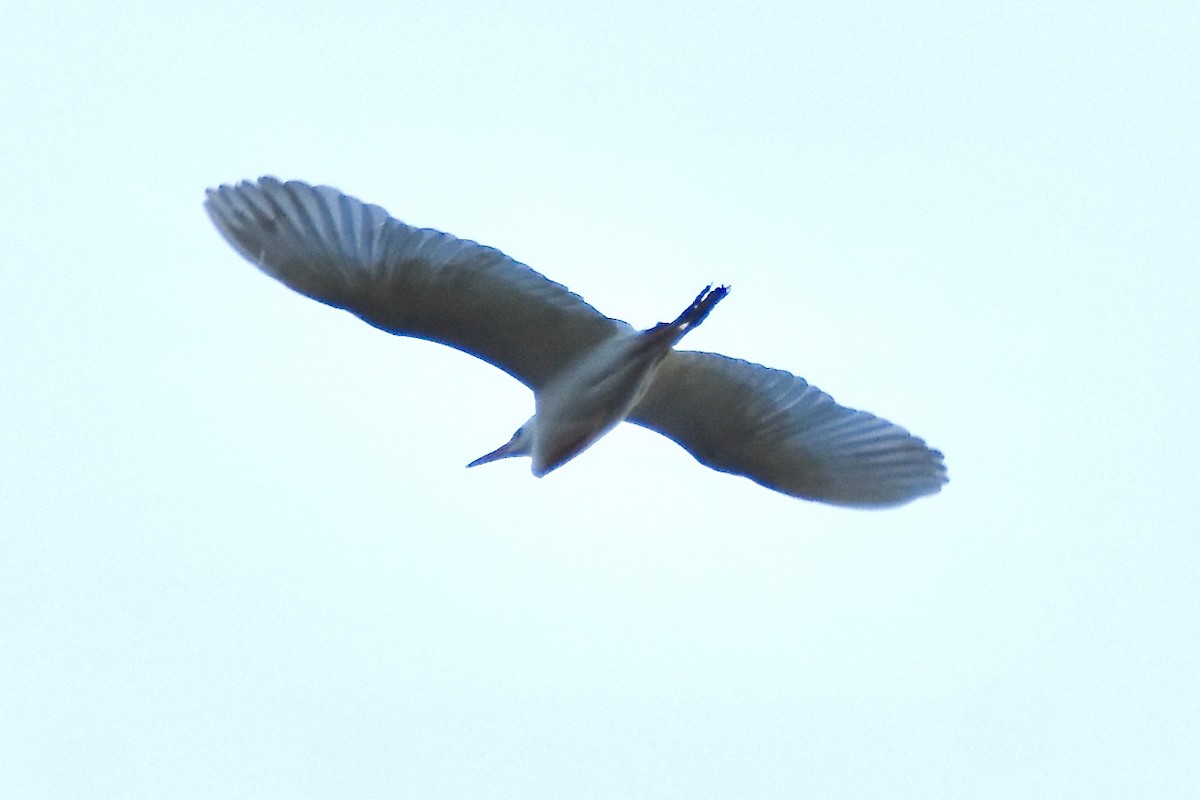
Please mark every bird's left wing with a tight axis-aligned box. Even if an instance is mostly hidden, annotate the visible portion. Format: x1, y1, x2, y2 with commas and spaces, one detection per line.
205, 177, 629, 389
628, 351, 947, 507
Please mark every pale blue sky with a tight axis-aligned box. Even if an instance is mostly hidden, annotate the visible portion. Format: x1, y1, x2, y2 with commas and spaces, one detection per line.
2, 1, 1197, 797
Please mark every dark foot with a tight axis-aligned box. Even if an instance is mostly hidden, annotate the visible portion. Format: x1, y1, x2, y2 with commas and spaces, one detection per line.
671, 284, 730, 332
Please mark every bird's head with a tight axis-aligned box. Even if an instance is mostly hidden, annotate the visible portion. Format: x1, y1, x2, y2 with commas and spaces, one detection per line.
466, 418, 536, 469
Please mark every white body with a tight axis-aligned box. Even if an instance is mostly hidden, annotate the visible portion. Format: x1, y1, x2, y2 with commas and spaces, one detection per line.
205, 177, 947, 508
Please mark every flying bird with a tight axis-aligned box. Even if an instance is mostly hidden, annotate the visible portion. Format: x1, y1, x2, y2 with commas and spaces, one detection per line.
205, 177, 946, 507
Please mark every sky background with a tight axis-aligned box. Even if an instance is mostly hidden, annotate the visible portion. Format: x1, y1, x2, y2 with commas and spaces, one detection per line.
2, 1, 1197, 797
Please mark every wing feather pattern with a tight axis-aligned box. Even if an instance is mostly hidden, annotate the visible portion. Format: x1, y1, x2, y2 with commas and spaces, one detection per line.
629, 351, 947, 507
204, 177, 627, 388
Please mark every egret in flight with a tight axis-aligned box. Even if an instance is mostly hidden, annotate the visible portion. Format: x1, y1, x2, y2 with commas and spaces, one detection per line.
205, 177, 946, 507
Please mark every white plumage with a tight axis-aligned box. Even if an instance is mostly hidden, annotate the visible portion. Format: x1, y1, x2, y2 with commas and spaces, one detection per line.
205, 177, 946, 507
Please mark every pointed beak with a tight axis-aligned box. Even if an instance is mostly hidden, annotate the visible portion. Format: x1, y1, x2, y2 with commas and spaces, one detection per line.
466, 439, 520, 468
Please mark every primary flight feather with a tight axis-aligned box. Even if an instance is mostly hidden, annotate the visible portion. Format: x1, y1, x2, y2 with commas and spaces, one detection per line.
205, 177, 946, 507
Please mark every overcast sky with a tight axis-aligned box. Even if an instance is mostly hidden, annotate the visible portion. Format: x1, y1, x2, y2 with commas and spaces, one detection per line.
2, 1, 1197, 797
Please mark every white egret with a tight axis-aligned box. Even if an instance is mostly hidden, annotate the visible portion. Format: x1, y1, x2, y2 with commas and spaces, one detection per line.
205, 177, 946, 507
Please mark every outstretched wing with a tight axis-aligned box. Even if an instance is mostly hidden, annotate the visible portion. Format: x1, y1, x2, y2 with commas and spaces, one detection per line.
205, 177, 629, 389
629, 351, 947, 507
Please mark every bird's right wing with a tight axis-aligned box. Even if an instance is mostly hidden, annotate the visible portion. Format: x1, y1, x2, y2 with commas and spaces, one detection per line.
628, 351, 947, 507
205, 177, 629, 389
